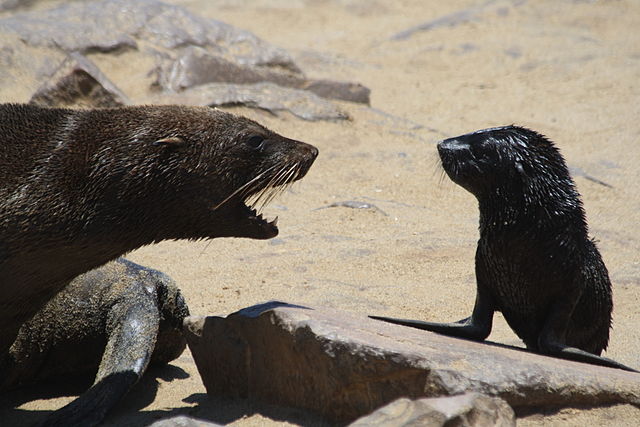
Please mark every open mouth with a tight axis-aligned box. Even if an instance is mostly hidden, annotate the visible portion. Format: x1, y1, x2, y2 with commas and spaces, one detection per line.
213, 162, 310, 238
237, 201, 279, 236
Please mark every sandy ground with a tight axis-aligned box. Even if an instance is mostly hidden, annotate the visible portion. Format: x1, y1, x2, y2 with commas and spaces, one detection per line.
4, 0, 640, 425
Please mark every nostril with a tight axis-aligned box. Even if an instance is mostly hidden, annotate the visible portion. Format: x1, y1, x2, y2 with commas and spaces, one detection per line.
308, 144, 319, 159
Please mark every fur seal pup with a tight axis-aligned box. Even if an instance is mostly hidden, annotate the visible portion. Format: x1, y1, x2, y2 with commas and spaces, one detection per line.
0, 104, 317, 358
372, 126, 636, 372
2, 258, 189, 427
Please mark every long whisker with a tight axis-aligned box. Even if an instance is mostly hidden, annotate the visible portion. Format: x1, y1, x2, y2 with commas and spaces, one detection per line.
265, 165, 300, 208
256, 163, 299, 212
246, 163, 297, 212
212, 164, 278, 211
245, 165, 289, 209
263, 163, 299, 207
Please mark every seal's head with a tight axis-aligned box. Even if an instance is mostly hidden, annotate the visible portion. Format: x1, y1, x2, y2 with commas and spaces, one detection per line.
39, 105, 318, 242
437, 126, 577, 209
135, 106, 318, 240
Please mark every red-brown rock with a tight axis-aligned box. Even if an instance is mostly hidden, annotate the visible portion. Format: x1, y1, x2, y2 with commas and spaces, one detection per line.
349, 394, 515, 427
184, 302, 640, 424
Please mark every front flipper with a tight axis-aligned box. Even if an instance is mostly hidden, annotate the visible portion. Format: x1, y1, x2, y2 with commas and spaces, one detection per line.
368, 315, 493, 341
41, 265, 161, 427
370, 284, 495, 342
40, 371, 141, 427
538, 296, 638, 372
540, 344, 638, 372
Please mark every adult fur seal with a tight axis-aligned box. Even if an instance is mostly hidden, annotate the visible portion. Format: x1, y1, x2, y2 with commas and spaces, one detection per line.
372, 125, 636, 372
0, 103, 318, 356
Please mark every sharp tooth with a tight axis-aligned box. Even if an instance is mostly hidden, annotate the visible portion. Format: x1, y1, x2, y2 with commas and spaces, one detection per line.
272, 216, 278, 226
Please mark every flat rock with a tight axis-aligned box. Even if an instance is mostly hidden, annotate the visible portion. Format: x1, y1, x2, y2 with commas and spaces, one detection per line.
183, 302, 640, 424
0, 0, 293, 66
30, 52, 129, 108
155, 45, 370, 104
0, 0, 32, 12
349, 394, 515, 427
0, 0, 369, 116
148, 82, 348, 122
389, 0, 528, 41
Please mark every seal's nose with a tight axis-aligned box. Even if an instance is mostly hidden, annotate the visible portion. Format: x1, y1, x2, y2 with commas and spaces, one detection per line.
437, 138, 469, 154
294, 141, 319, 178
307, 143, 319, 160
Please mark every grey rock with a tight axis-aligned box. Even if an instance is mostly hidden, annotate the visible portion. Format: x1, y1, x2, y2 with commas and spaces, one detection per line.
0, 0, 368, 117
0, 0, 293, 67
299, 79, 370, 104
0, 34, 67, 100
30, 53, 130, 108
0, 0, 35, 12
389, 0, 527, 41
149, 415, 222, 427
184, 302, 640, 425
569, 166, 613, 188
316, 200, 389, 216
155, 46, 277, 91
156, 45, 370, 104
148, 82, 348, 121
349, 394, 515, 427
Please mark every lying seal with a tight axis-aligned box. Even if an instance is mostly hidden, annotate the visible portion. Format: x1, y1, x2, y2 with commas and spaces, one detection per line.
0, 103, 318, 424
372, 126, 636, 372
2, 258, 189, 426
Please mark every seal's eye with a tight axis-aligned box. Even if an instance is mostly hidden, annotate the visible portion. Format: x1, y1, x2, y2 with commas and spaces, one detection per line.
246, 135, 265, 150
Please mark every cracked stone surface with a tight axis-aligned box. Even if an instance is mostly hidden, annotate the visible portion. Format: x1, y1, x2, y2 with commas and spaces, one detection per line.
184, 302, 640, 424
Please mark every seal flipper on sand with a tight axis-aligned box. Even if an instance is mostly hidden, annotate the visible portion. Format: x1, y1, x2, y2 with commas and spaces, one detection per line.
3, 259, 189, 427
44, 264, 161, 427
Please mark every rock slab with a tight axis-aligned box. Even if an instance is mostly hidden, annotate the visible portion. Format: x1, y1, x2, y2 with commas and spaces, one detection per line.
349, 394, 515, 427
29, 52, 129, 108
0, 0, 366, 119
183, 301, 640, 424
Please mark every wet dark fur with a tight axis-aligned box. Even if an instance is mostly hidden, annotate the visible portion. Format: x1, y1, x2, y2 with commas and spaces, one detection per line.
371, 125, 635, 371
2, 259, 188, 390
0, 103, 318, 355
2, 258, 189, 427
438, 126, 611, 354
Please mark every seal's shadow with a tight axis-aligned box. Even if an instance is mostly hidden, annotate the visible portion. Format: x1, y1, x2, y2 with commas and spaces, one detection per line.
109, 364, 327, 426
140, 393, 331, 427
0, 363, 189, 426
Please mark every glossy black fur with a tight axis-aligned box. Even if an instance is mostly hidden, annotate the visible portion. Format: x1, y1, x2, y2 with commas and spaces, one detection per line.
442, 126, 612, 352
373, 126, 635, 372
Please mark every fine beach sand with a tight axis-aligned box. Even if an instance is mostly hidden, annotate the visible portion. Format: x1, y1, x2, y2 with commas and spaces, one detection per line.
3, 0, 640, 425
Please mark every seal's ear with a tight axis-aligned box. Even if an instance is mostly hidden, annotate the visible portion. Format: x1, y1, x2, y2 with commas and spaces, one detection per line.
152, 136, 186, 148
